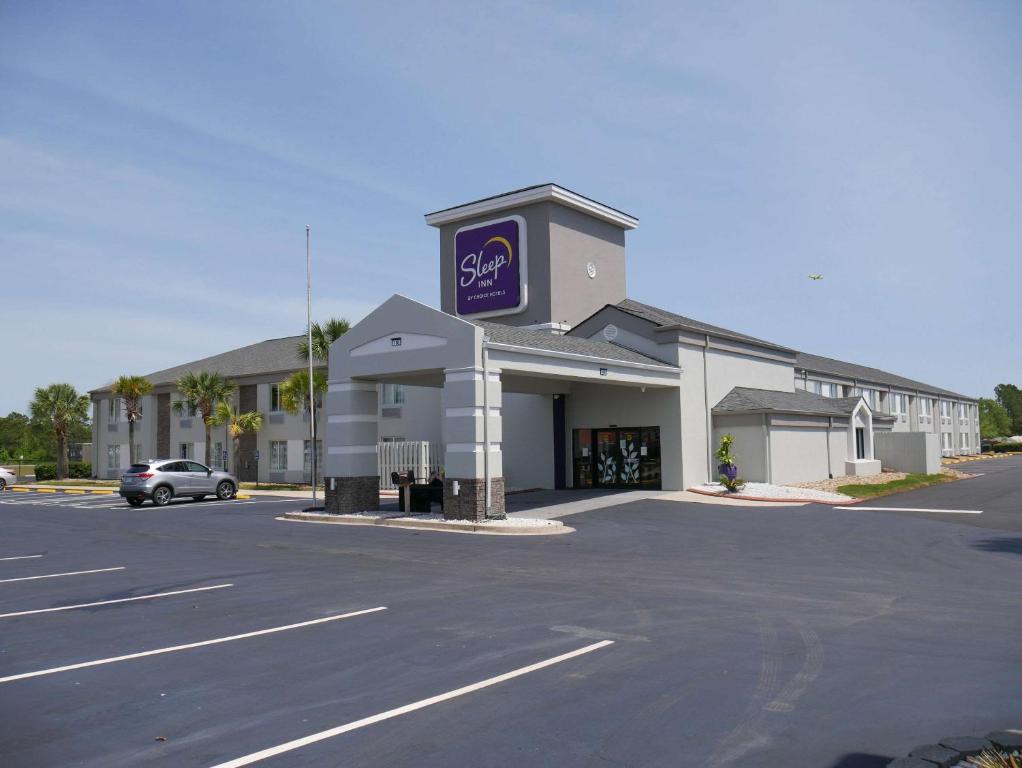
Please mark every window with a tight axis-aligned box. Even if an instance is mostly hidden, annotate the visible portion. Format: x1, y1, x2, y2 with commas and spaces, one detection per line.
270, 440, 288, 471
270, 384, 283, 413
135, 443, 143, 462
179, 443, 192, 460
919, 398, 932, 417
379, 436, 406, 442
859, 388, 877, 408
107, 444, 120, 469
940, 400, 952, 420
941, 432, 952, 454
186, 461, 208, 473
303, 440, 323, 483
108, 398, 120, 422
805, 379, 821, 394
213, 441, 224, 470
891, 393, 906, 415
959, 403, 969, 422
960, 432, 969, 450
382, 383, 405, 406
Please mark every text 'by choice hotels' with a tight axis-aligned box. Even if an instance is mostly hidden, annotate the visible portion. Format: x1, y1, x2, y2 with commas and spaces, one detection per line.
455, 217, 525, 316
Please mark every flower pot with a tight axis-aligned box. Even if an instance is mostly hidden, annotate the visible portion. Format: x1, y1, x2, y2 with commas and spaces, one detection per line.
718, 463, 738, 482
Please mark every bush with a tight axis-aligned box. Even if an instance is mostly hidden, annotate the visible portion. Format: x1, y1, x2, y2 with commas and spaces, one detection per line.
29, 462, 91, 481
990, 442, 1022, 453
34, 463, 55, 481
68, 462, 92, 478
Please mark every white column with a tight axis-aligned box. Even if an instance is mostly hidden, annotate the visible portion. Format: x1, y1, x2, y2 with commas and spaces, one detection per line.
442, 366, 503, 520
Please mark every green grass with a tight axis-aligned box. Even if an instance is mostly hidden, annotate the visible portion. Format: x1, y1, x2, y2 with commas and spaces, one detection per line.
837, 473, 954, 499
34, 479, 119, 487
238, 482, 309, 491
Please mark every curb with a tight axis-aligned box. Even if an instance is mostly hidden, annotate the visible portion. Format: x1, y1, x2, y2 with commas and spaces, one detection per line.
8, 486, 116, 495
280, 511, 572, 536
685, 487, 860, 506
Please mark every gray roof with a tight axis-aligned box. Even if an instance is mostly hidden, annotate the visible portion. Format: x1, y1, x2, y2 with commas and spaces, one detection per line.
795, 351, 972, 401
611, 298, 972, 401
474, 321, 677, 367
713, 387, 868, 417
614, 299, 796, 354
91, 335, 316, 393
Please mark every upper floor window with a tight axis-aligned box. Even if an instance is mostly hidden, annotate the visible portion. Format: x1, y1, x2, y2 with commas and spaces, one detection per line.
891, 393, 907, 415
270, 384, 283, 413
919, 398, 932, 417
382, 383, 405, 406
940, 400, 952, 418
108, 398, 120, 422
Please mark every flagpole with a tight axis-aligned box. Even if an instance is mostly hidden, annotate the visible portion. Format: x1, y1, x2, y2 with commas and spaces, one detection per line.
306, 225, 317, 508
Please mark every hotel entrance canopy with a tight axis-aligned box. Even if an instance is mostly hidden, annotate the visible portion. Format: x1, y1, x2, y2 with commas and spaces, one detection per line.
324, 295, 681, 519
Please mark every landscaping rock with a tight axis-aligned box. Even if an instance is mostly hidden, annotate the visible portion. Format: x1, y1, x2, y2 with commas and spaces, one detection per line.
907, 744, 960, 767
887, 758, 938, 768
938, 736, 992, 757
986, 731, 1022, 750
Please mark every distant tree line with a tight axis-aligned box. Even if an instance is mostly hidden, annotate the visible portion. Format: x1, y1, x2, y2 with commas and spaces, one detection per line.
979, 384, 1022, 439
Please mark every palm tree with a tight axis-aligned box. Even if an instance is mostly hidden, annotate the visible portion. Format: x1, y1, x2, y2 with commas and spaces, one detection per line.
173, 371, 233, 466
297, 318, 351, 363
212, 400, 262, 477
279, 369, 328, 416
111, 375, 152, 465
29, 383, 89, 480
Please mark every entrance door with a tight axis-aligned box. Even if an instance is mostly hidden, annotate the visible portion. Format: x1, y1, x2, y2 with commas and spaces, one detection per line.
573, 427, 661, 490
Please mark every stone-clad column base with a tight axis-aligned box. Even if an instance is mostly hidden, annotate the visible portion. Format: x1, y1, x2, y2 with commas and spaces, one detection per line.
443, 477, 505, 522
325, 476, 379, 513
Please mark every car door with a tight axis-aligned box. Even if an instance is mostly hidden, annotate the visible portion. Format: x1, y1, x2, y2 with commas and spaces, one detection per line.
185, 461, 215, 493
158, 461, 190, 495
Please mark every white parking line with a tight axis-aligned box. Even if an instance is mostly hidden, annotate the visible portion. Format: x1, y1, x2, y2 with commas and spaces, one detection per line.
0, 566, 126, 584
0, 555, 43, 562
209, 639, 614, 768
836, 506, 982, 514
0, 583, 234, 619
0, 606, 387, 684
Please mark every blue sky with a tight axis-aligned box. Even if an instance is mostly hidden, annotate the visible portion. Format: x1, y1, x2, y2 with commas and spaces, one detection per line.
1, 1, 1020, 415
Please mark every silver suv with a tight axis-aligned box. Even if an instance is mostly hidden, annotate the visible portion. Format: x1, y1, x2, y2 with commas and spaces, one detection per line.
119, 460, 238, 507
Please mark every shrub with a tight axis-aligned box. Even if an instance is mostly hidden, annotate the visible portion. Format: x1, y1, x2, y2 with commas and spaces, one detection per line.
990, 442, 1022, 453
29, 462, 90, 480
34, 463, 56, 481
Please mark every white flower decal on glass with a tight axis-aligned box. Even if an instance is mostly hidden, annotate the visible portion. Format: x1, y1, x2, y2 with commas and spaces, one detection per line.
598, 452, 617, 484
620, 440, 640, 483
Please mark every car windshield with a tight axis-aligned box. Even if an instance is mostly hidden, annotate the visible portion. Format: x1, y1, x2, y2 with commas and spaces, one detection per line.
127, 464, 150, 473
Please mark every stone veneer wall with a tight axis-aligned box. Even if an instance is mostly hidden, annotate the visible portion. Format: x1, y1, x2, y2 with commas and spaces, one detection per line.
325, 476, 379, 513
443, 477, 506, 522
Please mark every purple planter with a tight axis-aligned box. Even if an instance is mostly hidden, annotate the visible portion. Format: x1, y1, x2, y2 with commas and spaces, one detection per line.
718, 463, 738, 482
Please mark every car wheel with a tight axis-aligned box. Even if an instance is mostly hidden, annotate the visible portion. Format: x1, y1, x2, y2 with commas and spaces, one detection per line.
152, 486, 173, 507
192, 495, 205, 502
0, 478, 6, 491
216, 481, 235, 500
127, 497, 144, 507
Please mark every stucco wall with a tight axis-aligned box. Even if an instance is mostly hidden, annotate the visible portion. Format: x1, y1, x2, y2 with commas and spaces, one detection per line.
875, 431, 941, 474
712, 414, 767, 483
501, 393, 555, 490
768, 425, 833, 485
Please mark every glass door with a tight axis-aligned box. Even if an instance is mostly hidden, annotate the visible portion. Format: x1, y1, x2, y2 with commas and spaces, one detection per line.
595, 429, 620, 487
572, 429, 593, 488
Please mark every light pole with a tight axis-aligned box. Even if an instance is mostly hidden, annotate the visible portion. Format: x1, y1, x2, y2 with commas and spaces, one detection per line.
306, 225, 317, 508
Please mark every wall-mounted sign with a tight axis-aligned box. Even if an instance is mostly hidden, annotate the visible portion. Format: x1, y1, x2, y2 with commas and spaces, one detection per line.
455, 215, 527, 318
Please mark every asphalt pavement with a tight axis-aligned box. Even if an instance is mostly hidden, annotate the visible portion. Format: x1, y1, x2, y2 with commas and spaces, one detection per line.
0, 461, 1019, 767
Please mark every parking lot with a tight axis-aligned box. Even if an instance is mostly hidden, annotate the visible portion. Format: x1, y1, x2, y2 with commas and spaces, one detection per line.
1, 459, 1020, 767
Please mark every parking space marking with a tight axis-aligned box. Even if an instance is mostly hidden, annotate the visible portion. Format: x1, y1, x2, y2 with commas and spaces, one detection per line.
209, 639, 614, 768
0, 606, 387, 684
0, 555, 43, 562
0, 583, 234, 619
835, 506, 982, 514
0, 566, 126, 584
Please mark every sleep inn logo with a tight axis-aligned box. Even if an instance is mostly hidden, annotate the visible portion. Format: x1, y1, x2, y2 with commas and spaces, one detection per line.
455, 215, 527, 317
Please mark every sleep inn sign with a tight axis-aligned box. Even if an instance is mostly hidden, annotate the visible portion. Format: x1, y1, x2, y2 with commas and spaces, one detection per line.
455, 215, 527, 318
